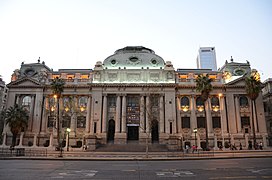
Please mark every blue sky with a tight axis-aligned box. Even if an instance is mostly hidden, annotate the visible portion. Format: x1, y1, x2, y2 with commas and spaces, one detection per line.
0, 0, 271, 83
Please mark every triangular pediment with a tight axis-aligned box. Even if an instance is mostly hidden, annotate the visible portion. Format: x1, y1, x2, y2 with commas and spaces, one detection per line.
225, 76, 246, 86
8, 77, 41, 87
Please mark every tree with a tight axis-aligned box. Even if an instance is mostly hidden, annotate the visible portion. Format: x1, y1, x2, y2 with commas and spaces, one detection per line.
5, 104, 28, 147
245, 71, 262, 149
50, 77, 65, 156
196, 74, 213, 150
139, 92, 160, 158
0, 108, 7, 143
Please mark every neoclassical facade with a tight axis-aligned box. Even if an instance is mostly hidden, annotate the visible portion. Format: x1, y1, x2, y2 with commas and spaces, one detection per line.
1, 46, 268, 150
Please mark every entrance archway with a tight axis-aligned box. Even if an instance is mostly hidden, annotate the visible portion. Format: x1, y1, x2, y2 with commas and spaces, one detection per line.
107, 119, 115, 142
151, 120, 159, 143
127, 126, 139, 140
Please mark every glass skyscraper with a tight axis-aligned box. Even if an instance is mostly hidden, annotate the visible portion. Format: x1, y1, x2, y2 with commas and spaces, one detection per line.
196, 47, 217, 71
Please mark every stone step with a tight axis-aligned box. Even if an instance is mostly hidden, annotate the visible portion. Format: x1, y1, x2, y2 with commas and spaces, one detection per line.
95, 142, 168, 152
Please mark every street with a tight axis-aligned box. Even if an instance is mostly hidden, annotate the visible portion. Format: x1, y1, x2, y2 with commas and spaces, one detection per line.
0, 158, 272, 179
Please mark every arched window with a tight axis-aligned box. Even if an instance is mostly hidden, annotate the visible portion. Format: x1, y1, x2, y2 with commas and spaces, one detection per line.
240, 96, 249, 107
78, 96, 87, 108
22, 96, 31, 106
211, 97, 219, 107
196, 97, 204, 107
180, 96, 190, 107
78, 96, 88, 112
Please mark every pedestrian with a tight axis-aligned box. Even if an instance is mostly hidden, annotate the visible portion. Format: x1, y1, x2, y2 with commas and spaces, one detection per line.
185, 145, 189, 153
192, 145, 197, 153
239, 143, 242, 150
259, 142, 263, 150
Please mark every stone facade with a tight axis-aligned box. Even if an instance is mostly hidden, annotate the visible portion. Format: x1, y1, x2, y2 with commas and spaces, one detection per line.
0, 47, 269, 150
263, 78, 272, 146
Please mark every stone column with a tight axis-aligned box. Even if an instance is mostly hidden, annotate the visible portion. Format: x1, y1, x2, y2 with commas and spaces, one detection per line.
235, 95, 242, 133
41, 97, 48, 133
89, 97, 94, 134
219, 95, 226, 148
1, 133, 7, 147
159, 95, 165, 133
206, 98, 212, 134
18, 132, 24, 147
115, 95, 121, 133
190, 95, 197, 130
214, 136, 218, 150
49, 133, 54, 148
140, 95, 145, 133
146, 95, 150, 133
33, 133, 37, 147
70, 96, 77, 136
102, 95, 108, 133
121, 95, 127, 133
176, 97, 181, 133
85, 96, 92, 134
28, 96, 35, 131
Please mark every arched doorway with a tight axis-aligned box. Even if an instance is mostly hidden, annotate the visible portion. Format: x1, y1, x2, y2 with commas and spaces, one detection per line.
107, 119, 115, 142
200, 141, 206, 150
151, 120, 159, 143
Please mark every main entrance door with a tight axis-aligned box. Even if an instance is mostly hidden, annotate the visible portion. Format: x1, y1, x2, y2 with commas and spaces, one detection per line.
127, 126, 139, 140
151, 120, 159, 143
107, 119, 115, 142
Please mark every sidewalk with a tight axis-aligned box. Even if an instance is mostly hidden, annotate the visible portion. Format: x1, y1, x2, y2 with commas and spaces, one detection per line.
1, 149, 272, 161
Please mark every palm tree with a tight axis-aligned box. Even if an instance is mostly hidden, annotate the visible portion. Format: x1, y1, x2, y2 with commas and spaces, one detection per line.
50, 77, 65, 156
196, 74, 213, 150
245, 71, 262, 149
5, 104, 28, 147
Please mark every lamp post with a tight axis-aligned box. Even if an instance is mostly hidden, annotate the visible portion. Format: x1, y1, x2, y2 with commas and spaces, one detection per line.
193, 128, 197, 146
66, 128, 71, 151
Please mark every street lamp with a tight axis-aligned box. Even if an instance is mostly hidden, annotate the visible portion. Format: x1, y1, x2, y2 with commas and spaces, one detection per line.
193, 128, 197, 146
66, 128, 71, 151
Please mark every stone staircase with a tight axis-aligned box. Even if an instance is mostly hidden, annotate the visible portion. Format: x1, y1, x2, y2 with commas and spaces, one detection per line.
95, 141, 168, 152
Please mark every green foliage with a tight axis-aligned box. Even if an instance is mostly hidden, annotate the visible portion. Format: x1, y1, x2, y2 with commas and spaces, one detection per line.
196, 74, 213, 102
245, 74, 262, 101
5, 104, 28, 136
50, 77, 65, 97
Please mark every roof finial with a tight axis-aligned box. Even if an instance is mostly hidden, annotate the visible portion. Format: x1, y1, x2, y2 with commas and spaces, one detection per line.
38, 57, 40, 63
230, 56, 233, 62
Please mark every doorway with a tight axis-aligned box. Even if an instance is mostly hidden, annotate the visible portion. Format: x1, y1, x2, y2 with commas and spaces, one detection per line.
151, 120, 159, 143
127, 126, 139, 140
107, 119, 115, 142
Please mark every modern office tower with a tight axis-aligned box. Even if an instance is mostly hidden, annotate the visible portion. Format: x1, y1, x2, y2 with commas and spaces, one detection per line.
196, 47, 217, 71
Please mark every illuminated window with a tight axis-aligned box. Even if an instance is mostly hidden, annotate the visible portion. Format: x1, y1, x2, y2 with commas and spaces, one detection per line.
22, 96, 31, 106
81, 75, 89, 79
52, 75, 60, 79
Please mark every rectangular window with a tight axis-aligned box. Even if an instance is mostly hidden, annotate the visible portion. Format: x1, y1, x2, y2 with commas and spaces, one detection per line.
47, 116, 55, 128
77, 116, 86, 128
62, 116, 71, 128
212, 117, 221, 128
182, 117, 190, 128
94, 122, 97, 133
108, 96, 116, 107
197, 117, 206, 128
241, 117, 250, 128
